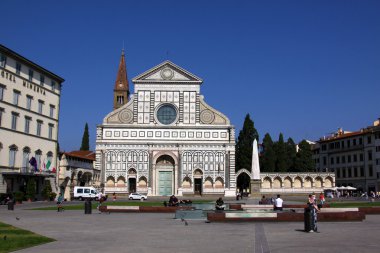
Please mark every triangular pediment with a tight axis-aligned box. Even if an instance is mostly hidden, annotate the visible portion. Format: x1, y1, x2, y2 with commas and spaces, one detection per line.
132, 61, 203, 84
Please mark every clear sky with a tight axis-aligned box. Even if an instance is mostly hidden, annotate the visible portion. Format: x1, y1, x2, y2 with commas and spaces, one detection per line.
2, 0, 379, 151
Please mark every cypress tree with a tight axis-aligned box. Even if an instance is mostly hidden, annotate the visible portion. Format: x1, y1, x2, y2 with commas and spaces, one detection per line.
235, 114, 259, 172
294, 140, 315, 172
80, 123, 90, 151
286, 138, 297, 172
260, 133, 276, 172
274, 133, 287, 172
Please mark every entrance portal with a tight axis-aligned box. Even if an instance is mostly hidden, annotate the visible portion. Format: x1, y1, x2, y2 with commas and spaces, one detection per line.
128, 178, 136, 193
194, 178, 202, 195
156, 155, 175, 196
158, 171, 172, 196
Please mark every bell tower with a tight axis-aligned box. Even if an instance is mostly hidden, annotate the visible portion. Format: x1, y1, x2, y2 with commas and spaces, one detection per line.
113, 50, 129, 110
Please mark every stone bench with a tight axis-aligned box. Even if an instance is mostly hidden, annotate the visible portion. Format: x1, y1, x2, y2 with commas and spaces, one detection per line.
99, 205, 193, 213
207, 210, 365, 222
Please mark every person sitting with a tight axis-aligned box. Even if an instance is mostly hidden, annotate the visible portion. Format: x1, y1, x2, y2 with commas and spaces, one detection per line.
215, 197, 226, 210
180, 199, 192, 205
168, 195, 179, 206
259, 195, 268, 205
273, 194, 283, 211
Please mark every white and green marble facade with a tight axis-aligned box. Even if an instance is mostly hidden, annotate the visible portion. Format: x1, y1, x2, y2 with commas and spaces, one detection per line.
96, 61, 236, 196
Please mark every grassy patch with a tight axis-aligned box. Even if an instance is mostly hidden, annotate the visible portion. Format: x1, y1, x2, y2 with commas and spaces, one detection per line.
0, 221, 54, 253
330, 202, 380, 208
31, 200, 212, 211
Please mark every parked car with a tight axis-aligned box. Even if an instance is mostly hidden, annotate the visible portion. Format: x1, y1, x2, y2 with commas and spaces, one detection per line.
73, 186, 103, 201
129, 193, 147, 200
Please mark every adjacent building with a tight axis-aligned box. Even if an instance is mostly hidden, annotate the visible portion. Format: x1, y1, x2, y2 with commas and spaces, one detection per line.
58, 150, 100, 200
96, 52, 236, 196
0, 45, 64, 196
312, 119, 380, 193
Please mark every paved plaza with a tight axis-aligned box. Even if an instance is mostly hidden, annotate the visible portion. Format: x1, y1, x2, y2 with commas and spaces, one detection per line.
1, 201, 380, 253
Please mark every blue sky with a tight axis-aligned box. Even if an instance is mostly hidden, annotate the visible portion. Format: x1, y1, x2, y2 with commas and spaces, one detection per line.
2, 0, 380, 151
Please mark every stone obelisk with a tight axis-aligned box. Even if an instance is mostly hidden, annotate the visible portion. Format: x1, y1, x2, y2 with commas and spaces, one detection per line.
250, 139, 261, 197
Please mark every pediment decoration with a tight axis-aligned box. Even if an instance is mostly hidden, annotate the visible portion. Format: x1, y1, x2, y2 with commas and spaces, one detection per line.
104, 96, 134, 124
132, 61, 203, 84
199, 96, 230, 125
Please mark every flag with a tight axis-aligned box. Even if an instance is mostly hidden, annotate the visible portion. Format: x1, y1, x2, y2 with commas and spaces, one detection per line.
29, 157, 37, 172
52, 167, 56, 173
40, 160, 45, 172
46, 160, 51, 170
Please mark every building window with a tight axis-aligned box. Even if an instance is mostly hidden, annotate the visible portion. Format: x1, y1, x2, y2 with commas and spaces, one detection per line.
49, 105, 55, 118
40, 75, 45, 86
117, 95, 124, 105
13, 90, 20, 105
353, 139, 357, 146
322, 144, 326, 151
341, 141, 345, 148
0, 54, 6, 68
36, 120, 43, 136
51, 81, 56, 90
348, 167, 352, 178
28, 69, 33, 82
359, 138, 363, 145
9, 145, 18, 167
367, 136, 372, 144
342, 156, 346, 164
0, 84, 5, 100
360, 166, 365, 177
347, 140, 350, 147
26, 95, 33, 110
376, 159, 380, 166
330, 157, 334, 165
24, 116, 31, 134
11, 112, 19, 130
16, 62, 21, 75
354, 167, 358, 177
0, 108, 4, 127
369, 165, 373, 177
368, 151, 373, 161
48, 123, 54, 139
323, 157, 326, 166
348, 155, 351, 163
342, 168, 346, 178
35, 149, 42, 170
22, 147, 31, 169
376, 146, 380, 152
359, 153, 363, 161
336, 156, 340, 164
38, 100, 44, 114
353, 154, 357, 162
336, 168, 341, 178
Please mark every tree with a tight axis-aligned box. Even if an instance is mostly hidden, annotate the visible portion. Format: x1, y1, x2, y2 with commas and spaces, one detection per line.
294, 140, 315, 172
285, 138, 297, 172
26, 178, 36, 201
235, 114, 259, 172
260, 133, 276, 172
274, 133, 287, 172
80, 123, 90, 151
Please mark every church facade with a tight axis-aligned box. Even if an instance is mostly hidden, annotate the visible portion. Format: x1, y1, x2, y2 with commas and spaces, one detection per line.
96, 53, 236, 196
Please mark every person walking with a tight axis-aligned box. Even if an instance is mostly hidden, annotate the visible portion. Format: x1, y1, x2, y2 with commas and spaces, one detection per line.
319, 192, 325, 206
57, 193, 64, 212
307, 194, 320, 232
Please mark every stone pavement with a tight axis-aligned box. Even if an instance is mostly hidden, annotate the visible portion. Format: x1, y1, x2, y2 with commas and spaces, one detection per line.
1, 202, 380, 253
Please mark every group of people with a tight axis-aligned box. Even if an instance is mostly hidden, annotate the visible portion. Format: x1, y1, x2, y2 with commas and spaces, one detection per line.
163, 195, 193, 207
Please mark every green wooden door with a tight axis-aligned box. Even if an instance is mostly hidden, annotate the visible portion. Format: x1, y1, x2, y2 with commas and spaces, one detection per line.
158, 171, 172, 196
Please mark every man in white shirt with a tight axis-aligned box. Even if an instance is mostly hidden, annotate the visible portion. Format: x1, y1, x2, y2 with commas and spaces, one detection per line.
274, 194, 283, 211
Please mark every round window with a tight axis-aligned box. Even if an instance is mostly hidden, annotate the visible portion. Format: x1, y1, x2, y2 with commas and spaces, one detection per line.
156, 104, 177, 125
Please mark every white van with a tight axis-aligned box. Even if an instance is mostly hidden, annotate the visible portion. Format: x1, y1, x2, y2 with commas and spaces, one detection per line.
74, 186, 101, 201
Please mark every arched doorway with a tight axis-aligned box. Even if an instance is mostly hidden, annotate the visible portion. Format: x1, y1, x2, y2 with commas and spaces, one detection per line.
193, 169, 203, 195
128, 169, 137, 193
156, 155, 175, 196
